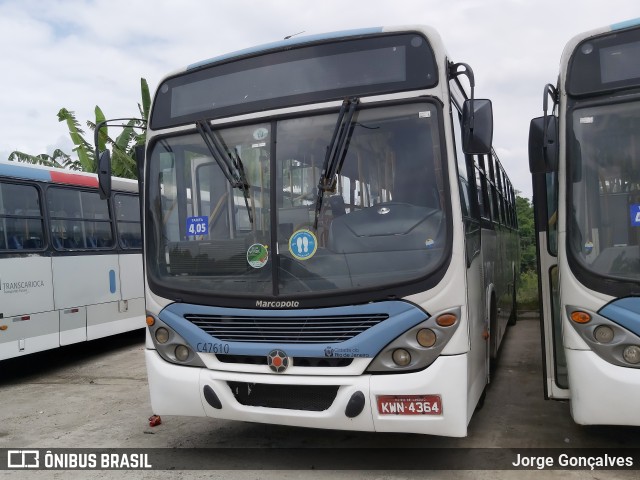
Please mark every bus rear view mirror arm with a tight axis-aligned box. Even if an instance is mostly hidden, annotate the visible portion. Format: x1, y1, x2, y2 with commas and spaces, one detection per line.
93, 117, 147, 200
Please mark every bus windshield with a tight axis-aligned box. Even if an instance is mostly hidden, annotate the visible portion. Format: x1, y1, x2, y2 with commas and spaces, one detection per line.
568, 100, 640, 282
147, 101, 450, 300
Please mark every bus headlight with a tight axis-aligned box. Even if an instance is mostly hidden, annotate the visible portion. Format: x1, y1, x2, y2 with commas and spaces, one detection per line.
416, 328, 436, 347
566, 306, 640, 369
367, 307, 461, 373
593, 325, 614, 344
392, 348, 411, 366
175, 344, 190, 362
147, 315, 205, 368
155, 327, 170, 344
623, 345, 640, 365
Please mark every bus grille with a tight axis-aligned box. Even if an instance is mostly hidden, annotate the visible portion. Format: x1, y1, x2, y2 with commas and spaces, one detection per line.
227, 382, 339, 411
184, 313, 388, 343
216, 354, 353, 367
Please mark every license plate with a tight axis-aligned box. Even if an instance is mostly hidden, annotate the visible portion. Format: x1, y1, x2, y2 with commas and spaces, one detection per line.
377, 395, 442, 415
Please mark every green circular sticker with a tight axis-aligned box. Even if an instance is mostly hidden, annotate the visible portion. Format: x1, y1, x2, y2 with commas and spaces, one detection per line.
247, 244, 269, 269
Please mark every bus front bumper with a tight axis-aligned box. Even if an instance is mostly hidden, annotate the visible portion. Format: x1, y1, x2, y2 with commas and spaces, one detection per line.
566, 349, 640, 426
145, 348, 469, 437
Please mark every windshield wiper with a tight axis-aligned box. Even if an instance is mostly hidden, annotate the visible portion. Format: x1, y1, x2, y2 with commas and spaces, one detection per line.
313, 97, 359, 229
196, 120, 253, 225
230, 146, 253, 226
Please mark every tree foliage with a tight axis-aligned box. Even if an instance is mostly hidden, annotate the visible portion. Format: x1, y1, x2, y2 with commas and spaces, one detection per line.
56, 107, 96, 172
9, 78, 149, 180
515, 193, 539, 308
516, 194, 537, 273
8, 149, 78, 170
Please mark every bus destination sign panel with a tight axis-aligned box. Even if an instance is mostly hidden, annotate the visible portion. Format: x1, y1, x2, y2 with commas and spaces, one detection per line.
568, 27, 640, 96
151, 32, 437, 129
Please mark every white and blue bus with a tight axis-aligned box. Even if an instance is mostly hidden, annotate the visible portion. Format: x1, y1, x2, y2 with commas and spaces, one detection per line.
529, 19, 640, 425
99, 25, 519, 437
0, 162, 144, 360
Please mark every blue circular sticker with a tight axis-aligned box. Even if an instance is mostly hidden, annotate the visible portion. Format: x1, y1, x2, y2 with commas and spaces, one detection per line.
289, 229, 317, 261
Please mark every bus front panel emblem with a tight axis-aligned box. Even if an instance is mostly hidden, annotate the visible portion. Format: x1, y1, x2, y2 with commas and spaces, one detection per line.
267, 349, 290, 373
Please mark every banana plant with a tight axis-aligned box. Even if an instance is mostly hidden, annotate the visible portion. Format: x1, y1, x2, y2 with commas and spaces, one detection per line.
90, 78, 150, 178
8, 78, 149, 180
57, 107, 96, 172
7, 149, 81, 170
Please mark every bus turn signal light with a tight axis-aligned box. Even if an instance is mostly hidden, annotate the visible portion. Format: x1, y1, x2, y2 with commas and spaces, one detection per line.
436, 313, 457, 327
146, 316, 155, 327
570, 311, 591, 324
0, 325, 7, 331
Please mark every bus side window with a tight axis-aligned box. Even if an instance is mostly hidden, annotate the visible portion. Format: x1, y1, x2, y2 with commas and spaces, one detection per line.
114, 193, 142, 249
0, 182, 44, 251
81, 190, 114, 249
458, 176, 471, 218
49, 187, 114, 250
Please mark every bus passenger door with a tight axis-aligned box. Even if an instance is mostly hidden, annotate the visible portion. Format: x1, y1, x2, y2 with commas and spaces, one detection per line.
529, 114, 569, 399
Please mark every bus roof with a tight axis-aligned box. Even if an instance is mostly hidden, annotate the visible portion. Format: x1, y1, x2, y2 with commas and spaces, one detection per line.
184, 25, 444, 73
612, 17, 640, 31
0, 161, 137, 192
187, 27, 384, 71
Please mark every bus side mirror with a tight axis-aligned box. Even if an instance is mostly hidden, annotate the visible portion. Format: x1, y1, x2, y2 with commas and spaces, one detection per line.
528, 115, 558, 173
133, 144, 145, 182
98, 150, 112, 200
134, 144, 145, 189
462, 99, 493, 155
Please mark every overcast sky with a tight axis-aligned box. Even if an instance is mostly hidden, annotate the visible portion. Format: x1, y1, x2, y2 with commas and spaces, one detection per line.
1, 0, 639, 198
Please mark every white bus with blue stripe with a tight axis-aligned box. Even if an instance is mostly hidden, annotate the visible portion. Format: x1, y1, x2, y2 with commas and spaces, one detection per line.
529, 18, 640, 425
0, 162, 145, 360
103, 25, 519, 437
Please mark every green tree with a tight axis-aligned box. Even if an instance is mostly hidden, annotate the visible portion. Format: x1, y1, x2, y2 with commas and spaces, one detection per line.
8, 148, 78, 170
516, 194, 536, 273
9, 78, 150, 180
516, 193, 539, 308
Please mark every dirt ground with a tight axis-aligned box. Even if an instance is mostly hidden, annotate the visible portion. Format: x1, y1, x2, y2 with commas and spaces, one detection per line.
1, 312, 638, 479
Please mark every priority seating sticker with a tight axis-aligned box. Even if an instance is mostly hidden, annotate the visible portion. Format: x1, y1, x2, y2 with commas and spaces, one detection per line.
289, 230, 317, 261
